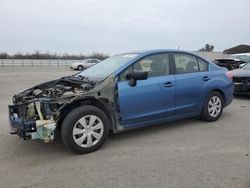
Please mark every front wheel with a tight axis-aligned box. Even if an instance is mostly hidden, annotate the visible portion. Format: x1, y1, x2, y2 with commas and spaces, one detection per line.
61, 106, 110, 154
77, 65, 84, 71
200, 91, 224, 122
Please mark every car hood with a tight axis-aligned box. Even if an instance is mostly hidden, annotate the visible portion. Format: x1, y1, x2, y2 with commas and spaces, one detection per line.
13, 76, 96, 104
231, 68, 250, 77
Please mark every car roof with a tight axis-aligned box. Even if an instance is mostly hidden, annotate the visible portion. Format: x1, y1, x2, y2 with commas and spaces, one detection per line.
112, 49, 212, 76
119, 49, 198, 56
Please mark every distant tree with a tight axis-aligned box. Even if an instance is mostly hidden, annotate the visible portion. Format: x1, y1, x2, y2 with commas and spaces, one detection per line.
13, 52, 24, 59
0, 51, 109, 60
33, 50, 40, 59
0, 52, 8, 59
89, 52, 109, 60
199, 44, 215, 52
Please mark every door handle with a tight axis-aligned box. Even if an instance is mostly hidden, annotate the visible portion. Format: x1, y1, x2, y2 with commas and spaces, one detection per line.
163, 82, 174, 87
203, 76, 210, 81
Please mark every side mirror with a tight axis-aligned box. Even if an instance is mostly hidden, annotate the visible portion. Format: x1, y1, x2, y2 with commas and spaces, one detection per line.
127, 71, 148, 87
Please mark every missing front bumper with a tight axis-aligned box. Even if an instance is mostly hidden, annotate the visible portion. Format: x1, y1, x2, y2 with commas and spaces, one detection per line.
9, 105, 56, 142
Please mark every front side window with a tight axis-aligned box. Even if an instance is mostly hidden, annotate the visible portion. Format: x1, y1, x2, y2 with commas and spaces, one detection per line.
119, 53, 170, 81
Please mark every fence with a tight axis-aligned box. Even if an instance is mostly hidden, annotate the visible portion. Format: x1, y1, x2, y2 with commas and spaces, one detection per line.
0, 59, 81, 67
0, 52, 230, 67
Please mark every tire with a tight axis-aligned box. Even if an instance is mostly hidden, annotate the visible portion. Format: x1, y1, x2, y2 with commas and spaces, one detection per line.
61, 105, 110, 154
77, 65, 84, 71
200, 91, 224, 122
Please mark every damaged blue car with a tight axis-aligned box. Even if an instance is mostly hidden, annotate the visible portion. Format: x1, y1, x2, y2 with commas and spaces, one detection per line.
9, 50, 234, 153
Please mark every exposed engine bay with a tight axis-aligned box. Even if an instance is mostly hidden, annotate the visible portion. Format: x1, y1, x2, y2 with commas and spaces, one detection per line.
9, 75, 104, 142
13, 75, 96, 103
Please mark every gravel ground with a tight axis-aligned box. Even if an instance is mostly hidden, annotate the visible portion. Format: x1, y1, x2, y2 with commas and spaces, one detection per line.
0, 67, 250, 188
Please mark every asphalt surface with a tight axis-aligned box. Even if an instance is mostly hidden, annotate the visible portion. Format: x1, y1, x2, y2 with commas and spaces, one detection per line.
0, 67, 250, 188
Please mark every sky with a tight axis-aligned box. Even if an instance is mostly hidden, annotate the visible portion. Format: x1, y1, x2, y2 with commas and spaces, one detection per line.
0, 0, 249, 55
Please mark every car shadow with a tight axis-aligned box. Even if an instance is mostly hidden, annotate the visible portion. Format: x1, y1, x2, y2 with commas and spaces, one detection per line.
11, 136, 69, 155
233, 94, 250, 100
7, 116, 215, 159
108, 117, 206, 142
11, 118, 189, 149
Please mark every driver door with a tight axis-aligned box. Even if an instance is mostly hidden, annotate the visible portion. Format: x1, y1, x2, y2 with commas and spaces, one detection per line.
117, 53, 175, 127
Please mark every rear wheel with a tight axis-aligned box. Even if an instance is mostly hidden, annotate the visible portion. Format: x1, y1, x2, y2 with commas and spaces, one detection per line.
77, 65, 84, 71
61, 106, 110, 154
200, 91, 224, 122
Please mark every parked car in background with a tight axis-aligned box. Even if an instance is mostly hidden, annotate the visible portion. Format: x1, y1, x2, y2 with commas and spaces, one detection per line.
214, 59, 246, 70
214, 53, 250, 70
231, 62, 250, 95
70, 58, 101, 70
230, 53, 250, 64
9, 50, 234, 154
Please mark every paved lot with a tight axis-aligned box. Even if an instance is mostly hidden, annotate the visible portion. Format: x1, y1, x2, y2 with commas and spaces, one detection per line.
0, 67, 250, 188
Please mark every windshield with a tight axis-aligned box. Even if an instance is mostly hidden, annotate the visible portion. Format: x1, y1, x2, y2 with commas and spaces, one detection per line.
242, 63, 250, 69
76, 53, 139, 81
229, 55, 250, 63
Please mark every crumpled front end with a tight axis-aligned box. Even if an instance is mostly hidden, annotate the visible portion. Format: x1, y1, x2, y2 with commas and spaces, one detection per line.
9, 99, 57, 142
9, 75, 97, 142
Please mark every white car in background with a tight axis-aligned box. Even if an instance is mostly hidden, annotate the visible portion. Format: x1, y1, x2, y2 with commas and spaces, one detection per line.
70, 58, 101, 70
229, 53, 250, 68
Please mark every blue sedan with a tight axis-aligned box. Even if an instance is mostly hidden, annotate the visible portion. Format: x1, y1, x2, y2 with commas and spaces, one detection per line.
9, 50, 234, 153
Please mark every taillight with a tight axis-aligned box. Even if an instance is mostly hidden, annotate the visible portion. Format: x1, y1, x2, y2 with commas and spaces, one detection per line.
226, 71, 233, 80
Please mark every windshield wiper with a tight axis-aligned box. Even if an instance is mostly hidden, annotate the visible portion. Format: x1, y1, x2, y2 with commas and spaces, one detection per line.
76, 75, 96, 84
61, 76, 87, 85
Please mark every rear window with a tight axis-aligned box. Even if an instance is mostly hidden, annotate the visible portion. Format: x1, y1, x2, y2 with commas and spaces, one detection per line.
173, 53, 208, 74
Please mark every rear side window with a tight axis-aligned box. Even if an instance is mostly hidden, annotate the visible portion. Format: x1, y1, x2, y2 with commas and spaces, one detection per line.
173, 54, 199, 74
198, 58, 208, 72
173, 54, 208, 74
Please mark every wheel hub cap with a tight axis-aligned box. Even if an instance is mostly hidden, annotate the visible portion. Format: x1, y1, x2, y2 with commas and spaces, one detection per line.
208, 96, 222, 117
72, 115, 104, 148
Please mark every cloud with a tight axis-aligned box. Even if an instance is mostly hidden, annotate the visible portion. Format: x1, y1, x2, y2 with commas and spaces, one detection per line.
0, 0, 249, 54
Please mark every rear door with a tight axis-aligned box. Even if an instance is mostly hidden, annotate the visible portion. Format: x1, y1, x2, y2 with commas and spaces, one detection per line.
172, 53, 210, 115
117, 53, 176, 126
